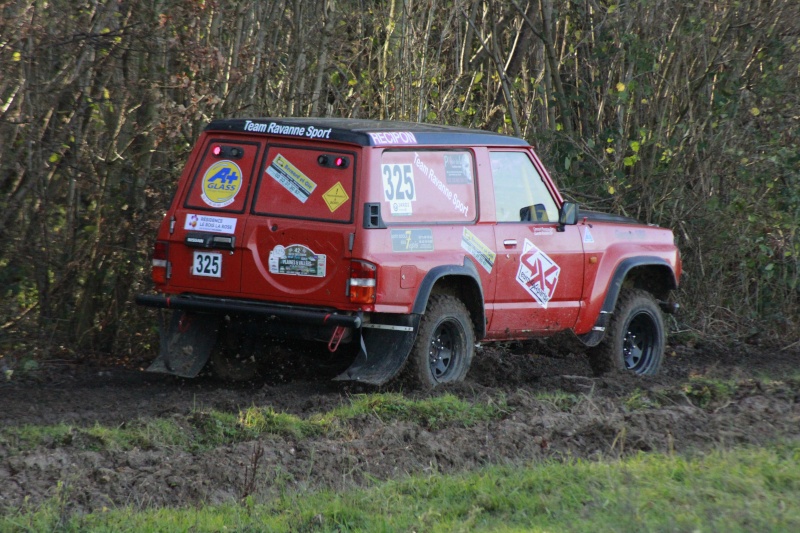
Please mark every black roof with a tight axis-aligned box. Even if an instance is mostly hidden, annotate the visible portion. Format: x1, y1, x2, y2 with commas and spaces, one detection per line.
205, 117, 529, 147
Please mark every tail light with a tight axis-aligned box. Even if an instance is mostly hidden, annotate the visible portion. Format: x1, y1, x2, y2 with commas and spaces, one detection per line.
151, 241, 171, 284
348, 259, 376, 304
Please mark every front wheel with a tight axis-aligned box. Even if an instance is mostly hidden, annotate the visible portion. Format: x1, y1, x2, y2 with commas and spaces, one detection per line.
588, 289, 666, 376
402, 295, 475, 389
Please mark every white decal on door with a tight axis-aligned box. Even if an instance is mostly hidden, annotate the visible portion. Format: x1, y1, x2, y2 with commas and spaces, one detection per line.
515, 239, 560, 308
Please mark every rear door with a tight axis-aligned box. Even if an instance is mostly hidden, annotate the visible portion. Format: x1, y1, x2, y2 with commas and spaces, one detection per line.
168, 136, 261, 295
240, 143, 358, 307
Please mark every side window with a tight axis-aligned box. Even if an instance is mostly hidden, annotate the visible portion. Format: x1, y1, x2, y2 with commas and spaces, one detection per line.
379, 150, 476, 223
490, 151, 559, 223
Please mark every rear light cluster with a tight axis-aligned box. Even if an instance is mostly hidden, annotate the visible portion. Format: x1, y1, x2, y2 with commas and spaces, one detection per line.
348, 259, 376, 304
317, 154, 349, 169
151, 241, 171, 284
212, 145, 244, 158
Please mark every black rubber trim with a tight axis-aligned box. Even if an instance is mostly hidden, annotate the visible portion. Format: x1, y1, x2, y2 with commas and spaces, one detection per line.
578, 257, 678, 347
600, 257, 678, 315
411, 257, 486, 338
135, 294, 361, 328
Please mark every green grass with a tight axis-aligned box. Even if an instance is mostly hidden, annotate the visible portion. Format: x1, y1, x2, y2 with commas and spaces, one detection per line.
530, 390, 583, 411
5, 443, 799, 532
320, 392, 507, 429
0, 392, 507, 455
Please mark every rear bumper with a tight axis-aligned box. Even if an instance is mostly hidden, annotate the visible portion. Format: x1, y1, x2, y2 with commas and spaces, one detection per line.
135, 294, 362, 329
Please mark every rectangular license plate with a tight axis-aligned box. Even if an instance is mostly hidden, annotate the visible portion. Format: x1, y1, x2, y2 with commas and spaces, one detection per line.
192, 251, 222, 278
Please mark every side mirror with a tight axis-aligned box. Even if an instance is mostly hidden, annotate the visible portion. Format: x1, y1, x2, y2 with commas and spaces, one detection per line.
557, 202, 579, 231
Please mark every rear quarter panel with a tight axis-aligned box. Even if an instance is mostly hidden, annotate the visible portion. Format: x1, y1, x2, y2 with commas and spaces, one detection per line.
353, 147, 496, 315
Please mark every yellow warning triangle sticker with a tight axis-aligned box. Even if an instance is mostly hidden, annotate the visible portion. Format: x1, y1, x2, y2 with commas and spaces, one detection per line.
322, 182, 349, 213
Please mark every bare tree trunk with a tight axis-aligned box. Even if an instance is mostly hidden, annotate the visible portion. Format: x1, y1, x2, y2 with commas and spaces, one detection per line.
310, 0, 337, 116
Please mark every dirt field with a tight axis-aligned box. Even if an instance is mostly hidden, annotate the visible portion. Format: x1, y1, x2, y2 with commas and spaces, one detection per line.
1, 339, 799, 515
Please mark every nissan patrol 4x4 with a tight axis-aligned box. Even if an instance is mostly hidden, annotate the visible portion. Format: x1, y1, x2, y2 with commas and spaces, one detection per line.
136, 118, 681, 388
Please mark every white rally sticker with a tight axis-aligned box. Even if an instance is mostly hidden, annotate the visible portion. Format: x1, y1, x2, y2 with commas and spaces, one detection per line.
268, 244, 326, 277
583, 227, 595, 244
266, 154, 317, 203
461, 227, 495, 273
368, 131, 418, 145
381, 163, 416, 216
515, 239, 560, 308
184, 213, 237, 234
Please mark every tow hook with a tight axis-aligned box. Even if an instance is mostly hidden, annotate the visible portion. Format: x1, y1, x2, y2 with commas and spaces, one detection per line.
328, 325, 346, 352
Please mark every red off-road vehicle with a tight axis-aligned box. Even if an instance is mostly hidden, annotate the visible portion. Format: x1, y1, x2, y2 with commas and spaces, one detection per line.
136, 118, 681, 388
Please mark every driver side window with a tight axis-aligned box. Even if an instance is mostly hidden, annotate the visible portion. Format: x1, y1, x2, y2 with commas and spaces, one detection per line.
490, 151, 559, 223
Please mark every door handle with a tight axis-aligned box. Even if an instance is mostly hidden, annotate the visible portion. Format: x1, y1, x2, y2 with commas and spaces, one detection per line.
503, 239, 517, 247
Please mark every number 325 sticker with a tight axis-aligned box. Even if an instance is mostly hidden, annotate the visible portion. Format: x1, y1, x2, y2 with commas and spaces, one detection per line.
381, 163, 416, 216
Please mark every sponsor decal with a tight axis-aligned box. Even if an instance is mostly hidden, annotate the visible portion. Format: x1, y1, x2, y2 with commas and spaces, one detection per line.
243, 120, 268, 132
369, 131, 418, 145
381, 163, 416, 216
444, 153, 473, 184
184, 213, 237, 234
583, 227, 595, 244
534, 227, 554, 236
322, 182, 350, 213
244, 120, 332, 140
461, 227, 495, 273
268, 244, 326, 277
390, 229, 434, 252
201, 160, 242, 208
515, 239, 560, 308
266, 154, 317, 203
414, 152, 470, 217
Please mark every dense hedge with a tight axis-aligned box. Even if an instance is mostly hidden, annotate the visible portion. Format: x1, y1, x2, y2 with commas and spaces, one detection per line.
1, 0, 797, 355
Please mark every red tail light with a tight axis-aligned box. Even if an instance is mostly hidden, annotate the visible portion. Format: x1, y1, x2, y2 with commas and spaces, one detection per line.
151, 241, 170, 285
348, 260, 376, 304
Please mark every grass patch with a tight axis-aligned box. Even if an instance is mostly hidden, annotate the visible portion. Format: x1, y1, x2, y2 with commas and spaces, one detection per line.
682, 377, 738, 408
6, 443, 800, 532
531, 390, 582, 411
0, 393, 507, 455
320, 392, 507, 430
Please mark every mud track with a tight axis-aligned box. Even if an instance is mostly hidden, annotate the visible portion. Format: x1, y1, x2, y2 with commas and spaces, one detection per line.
1, 341, 799, 514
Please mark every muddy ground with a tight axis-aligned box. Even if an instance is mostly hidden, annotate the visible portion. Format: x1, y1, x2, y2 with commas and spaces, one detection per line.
1, 339, 799, 515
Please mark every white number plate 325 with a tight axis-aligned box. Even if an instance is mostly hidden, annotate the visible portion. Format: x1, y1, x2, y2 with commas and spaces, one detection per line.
192, 251, 222, 278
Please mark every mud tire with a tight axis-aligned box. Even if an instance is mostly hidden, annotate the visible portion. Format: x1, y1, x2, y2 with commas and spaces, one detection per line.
588, 289, 666, 376
402, 294, 475, 389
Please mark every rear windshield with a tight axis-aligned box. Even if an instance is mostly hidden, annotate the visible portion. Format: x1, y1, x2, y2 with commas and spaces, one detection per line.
379, 150, 477, 224
252, 145, 356, 223
184, 139, 260, 213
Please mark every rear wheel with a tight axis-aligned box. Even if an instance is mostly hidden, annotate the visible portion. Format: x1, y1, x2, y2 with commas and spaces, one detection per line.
402, 295, 475, 389
588, 289, 665, 376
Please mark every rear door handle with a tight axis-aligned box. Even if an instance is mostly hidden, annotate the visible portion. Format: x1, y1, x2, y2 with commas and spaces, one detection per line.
503, 239, 517, 247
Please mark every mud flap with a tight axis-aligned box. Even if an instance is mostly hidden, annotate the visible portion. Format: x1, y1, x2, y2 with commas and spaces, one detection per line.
334, 315, 420, 385
147, 310, 221, 378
